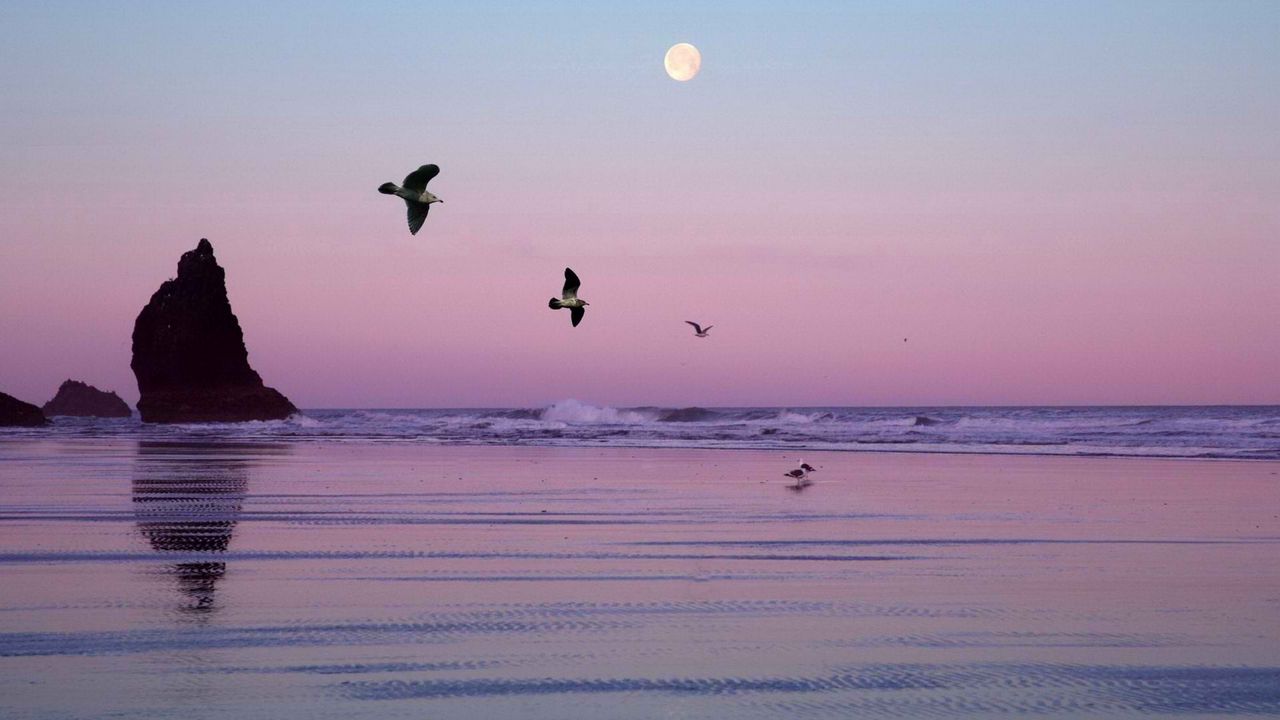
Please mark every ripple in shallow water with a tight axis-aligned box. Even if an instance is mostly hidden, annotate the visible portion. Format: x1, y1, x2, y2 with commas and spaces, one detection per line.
332, 664, 1280, 716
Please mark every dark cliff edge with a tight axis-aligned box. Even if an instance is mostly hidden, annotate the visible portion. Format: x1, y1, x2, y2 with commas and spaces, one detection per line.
0, 392, 48, 427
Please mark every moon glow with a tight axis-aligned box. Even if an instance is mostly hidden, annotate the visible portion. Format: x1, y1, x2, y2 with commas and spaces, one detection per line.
664, 43, 701, 82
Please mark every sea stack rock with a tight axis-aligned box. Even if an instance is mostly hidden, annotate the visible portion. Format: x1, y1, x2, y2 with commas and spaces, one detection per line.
131, 239, 296, 423
0, 392, 48, 427
42, 380, 133, 418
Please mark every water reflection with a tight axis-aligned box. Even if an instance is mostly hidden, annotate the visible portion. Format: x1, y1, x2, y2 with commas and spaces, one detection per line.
131, 442, 282, 615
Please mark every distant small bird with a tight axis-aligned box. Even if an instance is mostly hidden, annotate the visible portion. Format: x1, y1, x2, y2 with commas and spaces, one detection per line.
548, 267, 588, 327
685, 321, 713, 338
378, 164, 444, 235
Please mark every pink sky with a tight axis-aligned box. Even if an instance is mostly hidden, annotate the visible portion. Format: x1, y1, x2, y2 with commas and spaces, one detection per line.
2, 180, 1276, 408
1, 2, 1277, 408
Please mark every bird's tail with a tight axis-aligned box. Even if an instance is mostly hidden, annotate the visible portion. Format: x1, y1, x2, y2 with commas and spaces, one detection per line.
548, 297, 563, 309
377, 182, 397, 195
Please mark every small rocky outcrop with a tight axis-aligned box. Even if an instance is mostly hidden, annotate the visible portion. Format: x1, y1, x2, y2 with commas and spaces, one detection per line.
0, 392, 48, 427
42, 380, 132, 418
131, 239, 297, 423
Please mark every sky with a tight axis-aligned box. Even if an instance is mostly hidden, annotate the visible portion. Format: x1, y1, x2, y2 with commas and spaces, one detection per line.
1, 0, 1278, 408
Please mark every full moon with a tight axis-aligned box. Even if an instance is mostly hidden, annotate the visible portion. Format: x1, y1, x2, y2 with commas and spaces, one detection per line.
664, 43, 701, 82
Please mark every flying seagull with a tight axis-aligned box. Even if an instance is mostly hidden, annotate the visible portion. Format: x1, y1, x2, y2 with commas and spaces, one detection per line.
685, 321, 713, 338
548, 267, 588, 327
378, 164, 444, 235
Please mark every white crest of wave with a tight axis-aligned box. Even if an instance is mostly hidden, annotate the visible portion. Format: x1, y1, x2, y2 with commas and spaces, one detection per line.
774, 411, 820, 424
287, 413, 326, 428
540, 400, 653, 425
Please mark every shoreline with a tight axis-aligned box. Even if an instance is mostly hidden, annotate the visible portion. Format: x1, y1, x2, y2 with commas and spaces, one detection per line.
3, 434, 1278, 464
3, 435, 1278, 718
4, 404, 1278, 461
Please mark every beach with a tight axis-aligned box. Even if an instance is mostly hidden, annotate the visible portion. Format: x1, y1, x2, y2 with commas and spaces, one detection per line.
2, 439, 1278, 718
4, 0, 1277, 715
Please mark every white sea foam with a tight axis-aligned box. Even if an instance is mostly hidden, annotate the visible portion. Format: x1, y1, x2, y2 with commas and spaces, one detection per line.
539, 400, 654, 425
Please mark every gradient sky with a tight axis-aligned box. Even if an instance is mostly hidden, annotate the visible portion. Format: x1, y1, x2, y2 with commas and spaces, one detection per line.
2, 1, 1277, 408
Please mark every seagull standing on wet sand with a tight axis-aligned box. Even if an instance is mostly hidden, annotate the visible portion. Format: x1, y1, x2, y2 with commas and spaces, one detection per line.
784, 464, 814, 491
786, 478, 813, 492
685, 321, 713, 338
783, 461, 817, 481
548, 268, 588, 327
378, 164, 444, 235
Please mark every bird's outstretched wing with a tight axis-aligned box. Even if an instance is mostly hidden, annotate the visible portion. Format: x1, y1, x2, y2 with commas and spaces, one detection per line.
402, 164, 440, 192
703, 326, 713, 333
570, 306, 585, 327
406, 200, 430, 235
562, 268, 581, 300
685, 321, 703, 334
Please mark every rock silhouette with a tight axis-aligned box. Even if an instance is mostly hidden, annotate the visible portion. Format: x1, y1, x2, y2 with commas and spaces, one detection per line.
0, 391, 48, 427
42, 379, 132, 418
131, 239, 296, 423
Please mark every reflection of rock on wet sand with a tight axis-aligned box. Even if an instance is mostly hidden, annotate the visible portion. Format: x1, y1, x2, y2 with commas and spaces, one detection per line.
132, 442, 264, 614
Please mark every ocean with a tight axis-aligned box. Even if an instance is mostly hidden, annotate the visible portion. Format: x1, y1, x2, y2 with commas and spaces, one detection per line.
8, 402, 1279, 459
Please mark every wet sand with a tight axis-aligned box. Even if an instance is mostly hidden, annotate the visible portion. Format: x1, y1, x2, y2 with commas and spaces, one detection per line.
1, 439, 1279, 718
